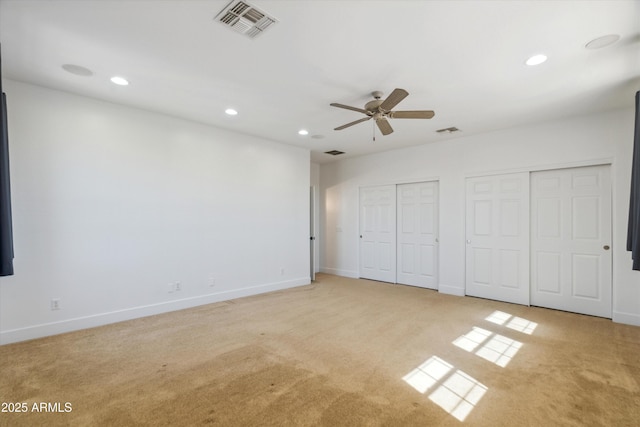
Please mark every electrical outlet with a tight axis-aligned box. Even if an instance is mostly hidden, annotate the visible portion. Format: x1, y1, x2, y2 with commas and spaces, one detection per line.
175, 282, 181, 292
209, 277, 215, 287
280, 268, 285, 276
168, 283, 175, 293
51, 298, 61, 311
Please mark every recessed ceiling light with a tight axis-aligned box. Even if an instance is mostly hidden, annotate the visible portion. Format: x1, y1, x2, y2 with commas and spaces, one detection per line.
585, 34, 620, 50
525, 54, 548, 66
298, 129, 309, 136
110, 76, 129, 86
225, 108, 238, 116
62, 64, 93, 77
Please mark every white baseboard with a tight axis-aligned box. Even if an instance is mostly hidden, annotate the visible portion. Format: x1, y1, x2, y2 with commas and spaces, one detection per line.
0, 277, 310, 345
612, 310, 640, 327
438, 283, 465, 296
320, 267, 358, 278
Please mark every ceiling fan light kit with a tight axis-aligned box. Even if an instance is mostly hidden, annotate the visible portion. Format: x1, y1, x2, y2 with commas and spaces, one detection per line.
330, 88, 434, 137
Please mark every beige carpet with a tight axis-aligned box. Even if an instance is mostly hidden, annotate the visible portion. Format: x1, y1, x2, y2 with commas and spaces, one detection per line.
1, 274, 639, 426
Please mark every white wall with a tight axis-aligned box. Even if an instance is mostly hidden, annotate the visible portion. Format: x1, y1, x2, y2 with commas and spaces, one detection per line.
0, 80, 311, 344
320, 108, 640, 326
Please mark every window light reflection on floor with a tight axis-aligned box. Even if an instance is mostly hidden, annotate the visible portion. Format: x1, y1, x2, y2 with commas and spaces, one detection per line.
403, 356, 453, 394
453, 327, 523, 367
430, 368, 488, 422
485, 310, 538, 335
403, 356, 488, 422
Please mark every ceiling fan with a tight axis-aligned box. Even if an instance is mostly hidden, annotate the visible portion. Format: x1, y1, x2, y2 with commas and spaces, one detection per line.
330, 88, 435, 136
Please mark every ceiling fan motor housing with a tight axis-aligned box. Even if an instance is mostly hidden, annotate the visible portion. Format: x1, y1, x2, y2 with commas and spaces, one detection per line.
365, 99, 383, 113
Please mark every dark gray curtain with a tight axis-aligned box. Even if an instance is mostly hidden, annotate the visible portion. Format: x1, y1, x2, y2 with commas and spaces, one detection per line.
627, 91, 640, 271
0, 91, 13, 276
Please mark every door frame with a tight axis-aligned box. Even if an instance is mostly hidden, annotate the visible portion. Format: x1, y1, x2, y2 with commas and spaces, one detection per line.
310, 186, 317, 282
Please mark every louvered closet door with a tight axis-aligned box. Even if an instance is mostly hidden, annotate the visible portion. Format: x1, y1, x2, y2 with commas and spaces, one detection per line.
359, 185, 396, 283
465, 173, 530, 305
531, 165, 612, 318
397, 182, 439, 289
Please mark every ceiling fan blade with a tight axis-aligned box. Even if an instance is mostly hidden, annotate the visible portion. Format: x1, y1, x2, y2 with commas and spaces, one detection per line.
389, 110, 435, 119
376, 118, 394, 135
330, 103, 369, 115
379, 88, 409, 112
334, 116, 372, 131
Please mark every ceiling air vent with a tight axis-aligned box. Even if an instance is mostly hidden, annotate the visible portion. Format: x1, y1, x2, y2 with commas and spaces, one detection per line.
215, 0, 277, 39
436, 127, 460, 134
325, 150, 345, 156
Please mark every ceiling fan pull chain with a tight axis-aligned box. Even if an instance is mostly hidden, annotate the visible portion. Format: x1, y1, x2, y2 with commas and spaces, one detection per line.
372, 120, 376, 142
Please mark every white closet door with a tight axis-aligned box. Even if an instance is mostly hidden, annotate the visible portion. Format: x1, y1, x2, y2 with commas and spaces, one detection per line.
359, 185, 396, 283
465, 173, 530, 305
531, 165, 612, 318
397, 182, 439, 289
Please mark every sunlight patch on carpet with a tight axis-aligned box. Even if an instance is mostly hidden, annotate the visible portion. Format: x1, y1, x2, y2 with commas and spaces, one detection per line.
453, 327, 523, 367
403, 356, 452, 393
485, 310, 538, 334
403, 356, 487, 422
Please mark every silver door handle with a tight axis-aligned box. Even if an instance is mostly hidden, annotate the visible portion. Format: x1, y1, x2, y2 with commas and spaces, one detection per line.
466, 240, 471, 244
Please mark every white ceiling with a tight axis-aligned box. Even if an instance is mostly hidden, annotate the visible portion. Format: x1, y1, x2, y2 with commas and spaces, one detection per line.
1, 0, 639, 163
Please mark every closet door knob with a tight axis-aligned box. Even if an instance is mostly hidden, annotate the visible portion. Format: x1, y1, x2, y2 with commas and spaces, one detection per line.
603, 245, 610, 250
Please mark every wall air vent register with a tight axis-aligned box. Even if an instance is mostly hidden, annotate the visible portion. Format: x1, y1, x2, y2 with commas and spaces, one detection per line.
215, 0, 277, 39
